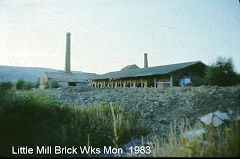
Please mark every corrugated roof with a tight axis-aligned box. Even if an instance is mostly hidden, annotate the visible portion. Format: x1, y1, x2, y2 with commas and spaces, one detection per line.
93, 61, 204, 80
44, 71, 97, 82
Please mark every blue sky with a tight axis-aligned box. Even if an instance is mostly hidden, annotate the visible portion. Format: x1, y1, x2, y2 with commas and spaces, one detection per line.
0, 0, 239, 74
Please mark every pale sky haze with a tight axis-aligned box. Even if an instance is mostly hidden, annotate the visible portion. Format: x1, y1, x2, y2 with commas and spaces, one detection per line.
0, 0, 240, 74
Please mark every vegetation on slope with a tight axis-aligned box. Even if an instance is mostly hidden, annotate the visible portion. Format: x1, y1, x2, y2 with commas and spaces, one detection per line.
0, 82, 147, 157
15, 79, 39, 90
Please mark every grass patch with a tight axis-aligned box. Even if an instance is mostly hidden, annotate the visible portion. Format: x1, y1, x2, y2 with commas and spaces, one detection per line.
147, 120, 240, 157
15, 79, 38, 90
0, 92, 147, 157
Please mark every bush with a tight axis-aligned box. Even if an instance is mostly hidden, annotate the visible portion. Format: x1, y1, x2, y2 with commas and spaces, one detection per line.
0, 92, 147, 157
51, 80, 59, 88
15, 79, 37, 90
24, 81, 35, 90
0, 81, 13, 91
15, 79, 25, 89
203, 57, 238, 86
45, 84, 49, 89
0, 81, 13, 100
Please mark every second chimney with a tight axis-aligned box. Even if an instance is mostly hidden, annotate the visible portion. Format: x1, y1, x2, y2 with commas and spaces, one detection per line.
144, 53, 148, 68
65, 32, 71, 73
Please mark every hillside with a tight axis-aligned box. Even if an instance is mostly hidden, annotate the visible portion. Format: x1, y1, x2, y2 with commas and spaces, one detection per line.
0, 65, 97, 83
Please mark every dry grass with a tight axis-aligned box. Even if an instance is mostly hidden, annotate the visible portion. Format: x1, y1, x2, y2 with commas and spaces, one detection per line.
148, 119, 240, 157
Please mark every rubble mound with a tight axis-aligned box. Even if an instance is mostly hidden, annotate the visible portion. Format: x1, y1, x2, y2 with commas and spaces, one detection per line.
36, 85, 240, 133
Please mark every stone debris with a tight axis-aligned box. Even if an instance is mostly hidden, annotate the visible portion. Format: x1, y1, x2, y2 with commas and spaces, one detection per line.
199, 110, 230, 127
183, 128, 206, 141
214, 110, 230, 120
199, 113, 213, 126
29, 85, 239, 131
212, 116, 223, 127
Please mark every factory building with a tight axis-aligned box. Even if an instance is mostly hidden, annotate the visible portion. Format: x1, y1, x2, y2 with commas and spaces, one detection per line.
39, 32, 206, 89
91, 54, 206, 88
40, 32, 96, 88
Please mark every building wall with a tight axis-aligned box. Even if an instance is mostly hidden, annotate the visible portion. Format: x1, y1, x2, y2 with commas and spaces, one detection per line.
40, 73, 90, 89
91, 62, 206, 88
39, 73, 48, 89
91, 74, 172, 88
58, 81, 69, 87
76, 82, 88, 87
172, 63, 205, 86
91, 67, 206, 88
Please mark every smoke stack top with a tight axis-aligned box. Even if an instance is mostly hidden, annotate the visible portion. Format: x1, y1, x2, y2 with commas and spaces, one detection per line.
65, 32, 71, 73
144, 53, 148, 68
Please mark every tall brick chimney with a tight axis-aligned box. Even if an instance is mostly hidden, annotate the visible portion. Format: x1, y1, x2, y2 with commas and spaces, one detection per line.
144, 53, 148, 68
65, 32, 71, 73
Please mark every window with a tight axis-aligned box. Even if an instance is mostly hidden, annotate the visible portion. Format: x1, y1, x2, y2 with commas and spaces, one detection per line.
68, 82, 76, 86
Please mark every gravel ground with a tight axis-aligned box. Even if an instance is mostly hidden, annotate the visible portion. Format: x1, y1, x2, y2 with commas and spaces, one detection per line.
25, 85, 240, 157
30, 85, 240, 132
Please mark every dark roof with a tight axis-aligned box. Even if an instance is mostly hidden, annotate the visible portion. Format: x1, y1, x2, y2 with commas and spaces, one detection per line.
44, 71, 97, 82
93, 61, 205, 80
121, 64, 140, 71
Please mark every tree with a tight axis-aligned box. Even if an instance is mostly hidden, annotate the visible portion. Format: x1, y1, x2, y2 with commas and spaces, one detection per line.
0, 81, 13, 90
24, 82, 35, 90
204, 57, 238, 86
15, 79, 25, 90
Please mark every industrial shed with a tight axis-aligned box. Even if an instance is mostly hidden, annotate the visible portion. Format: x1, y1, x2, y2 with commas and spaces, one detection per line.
40, 71, 95, 88
91, 60, 206, 88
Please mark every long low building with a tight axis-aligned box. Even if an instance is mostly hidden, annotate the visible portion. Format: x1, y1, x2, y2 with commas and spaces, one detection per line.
91, 54, 206, 88
40, 71, 96, 88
